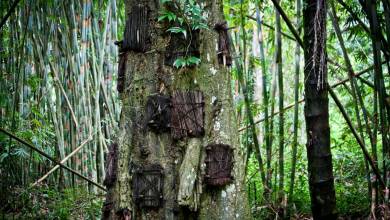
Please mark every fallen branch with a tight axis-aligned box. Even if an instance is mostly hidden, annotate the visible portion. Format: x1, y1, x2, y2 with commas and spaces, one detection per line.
32, 135, 93, 187
0, 127, 106, 191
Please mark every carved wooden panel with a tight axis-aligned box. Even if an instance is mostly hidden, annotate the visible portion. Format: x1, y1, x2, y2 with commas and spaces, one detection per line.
103, 143, 119, 187
171, 90, 204, 139
205, 144, 233, 187
132, 164, 164, 208
214, 21, 232, 66
122, 5, 150, 52
145, 94, 171, 133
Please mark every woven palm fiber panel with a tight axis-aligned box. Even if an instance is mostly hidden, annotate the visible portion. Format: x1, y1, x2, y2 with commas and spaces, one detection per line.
164, 30, 200, 66
117, 52, 128, 93
103, 143, 119, 187
171, 90, 204, 139
204, 144, 233, 187
102, 200, 113, 219
132, 164, 164, 208
115, 208, 131, 220
214, 21, 232, 67
145, 94, 171, 133
122, 5, 150, 52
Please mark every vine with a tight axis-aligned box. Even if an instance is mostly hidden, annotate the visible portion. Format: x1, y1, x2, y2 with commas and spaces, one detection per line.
158, 0, 208, 68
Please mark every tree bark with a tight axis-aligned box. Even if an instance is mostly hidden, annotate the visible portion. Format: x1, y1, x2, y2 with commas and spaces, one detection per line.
103, 0, 250, 219
303, 0, 337, 219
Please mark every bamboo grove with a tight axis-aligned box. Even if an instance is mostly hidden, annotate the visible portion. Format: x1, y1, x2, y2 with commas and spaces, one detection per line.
0, 0, 389, 219
0, 0, 122, 213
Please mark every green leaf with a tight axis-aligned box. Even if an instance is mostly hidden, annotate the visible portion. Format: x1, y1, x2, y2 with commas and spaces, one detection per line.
12, 147, 29, 159
0, 152, 9, 163
166, 12, 176, 22
177, 17, 184, 25
173, 57, 186, 68
158, 15, 168, 22
158, 10, 176, 22
173, 56, 201, 68
167, 27, 187, 38
187, 56, 201, 65
192, 22, 208, 30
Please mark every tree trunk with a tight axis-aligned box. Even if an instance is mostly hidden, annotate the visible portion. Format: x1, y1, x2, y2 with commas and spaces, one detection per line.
303, 0, 337, 219
102, 0, 250, 219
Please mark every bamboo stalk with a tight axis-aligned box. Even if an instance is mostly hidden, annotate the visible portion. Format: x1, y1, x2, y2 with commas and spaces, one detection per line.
338, 0, 390, 58
238, 53, 387, 132
246, 14, 295, 41
330, 2, 375, 199
269, 0, 304, 48
233, 20, 266, 185
274, 0, 285, 204
328, 88, 386, 188
360, 0, 390, 190
288, 0, 301, 205
0, 0, 20, 30
245, 2, 388, 196
255, 5, 272, 197
33, 33, 79, 129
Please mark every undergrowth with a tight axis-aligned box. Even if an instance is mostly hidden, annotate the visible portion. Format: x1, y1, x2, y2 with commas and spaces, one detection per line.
0, 186, 104, 219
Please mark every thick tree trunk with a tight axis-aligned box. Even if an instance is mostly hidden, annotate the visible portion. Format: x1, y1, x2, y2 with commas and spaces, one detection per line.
102, 0, 250, 219
303, 0, 337, 219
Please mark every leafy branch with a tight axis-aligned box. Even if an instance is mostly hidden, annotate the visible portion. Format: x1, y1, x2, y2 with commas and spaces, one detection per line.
158, 0, 208, 68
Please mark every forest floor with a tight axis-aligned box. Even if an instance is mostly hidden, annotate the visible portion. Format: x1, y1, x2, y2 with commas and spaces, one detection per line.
1, 186, 378, 220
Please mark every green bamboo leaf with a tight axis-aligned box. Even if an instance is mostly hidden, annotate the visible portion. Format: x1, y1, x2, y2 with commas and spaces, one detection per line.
186, 56, 201, 65
167, 27, 187, 38
173, 57, 186, 68
0, 153, 9, 163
